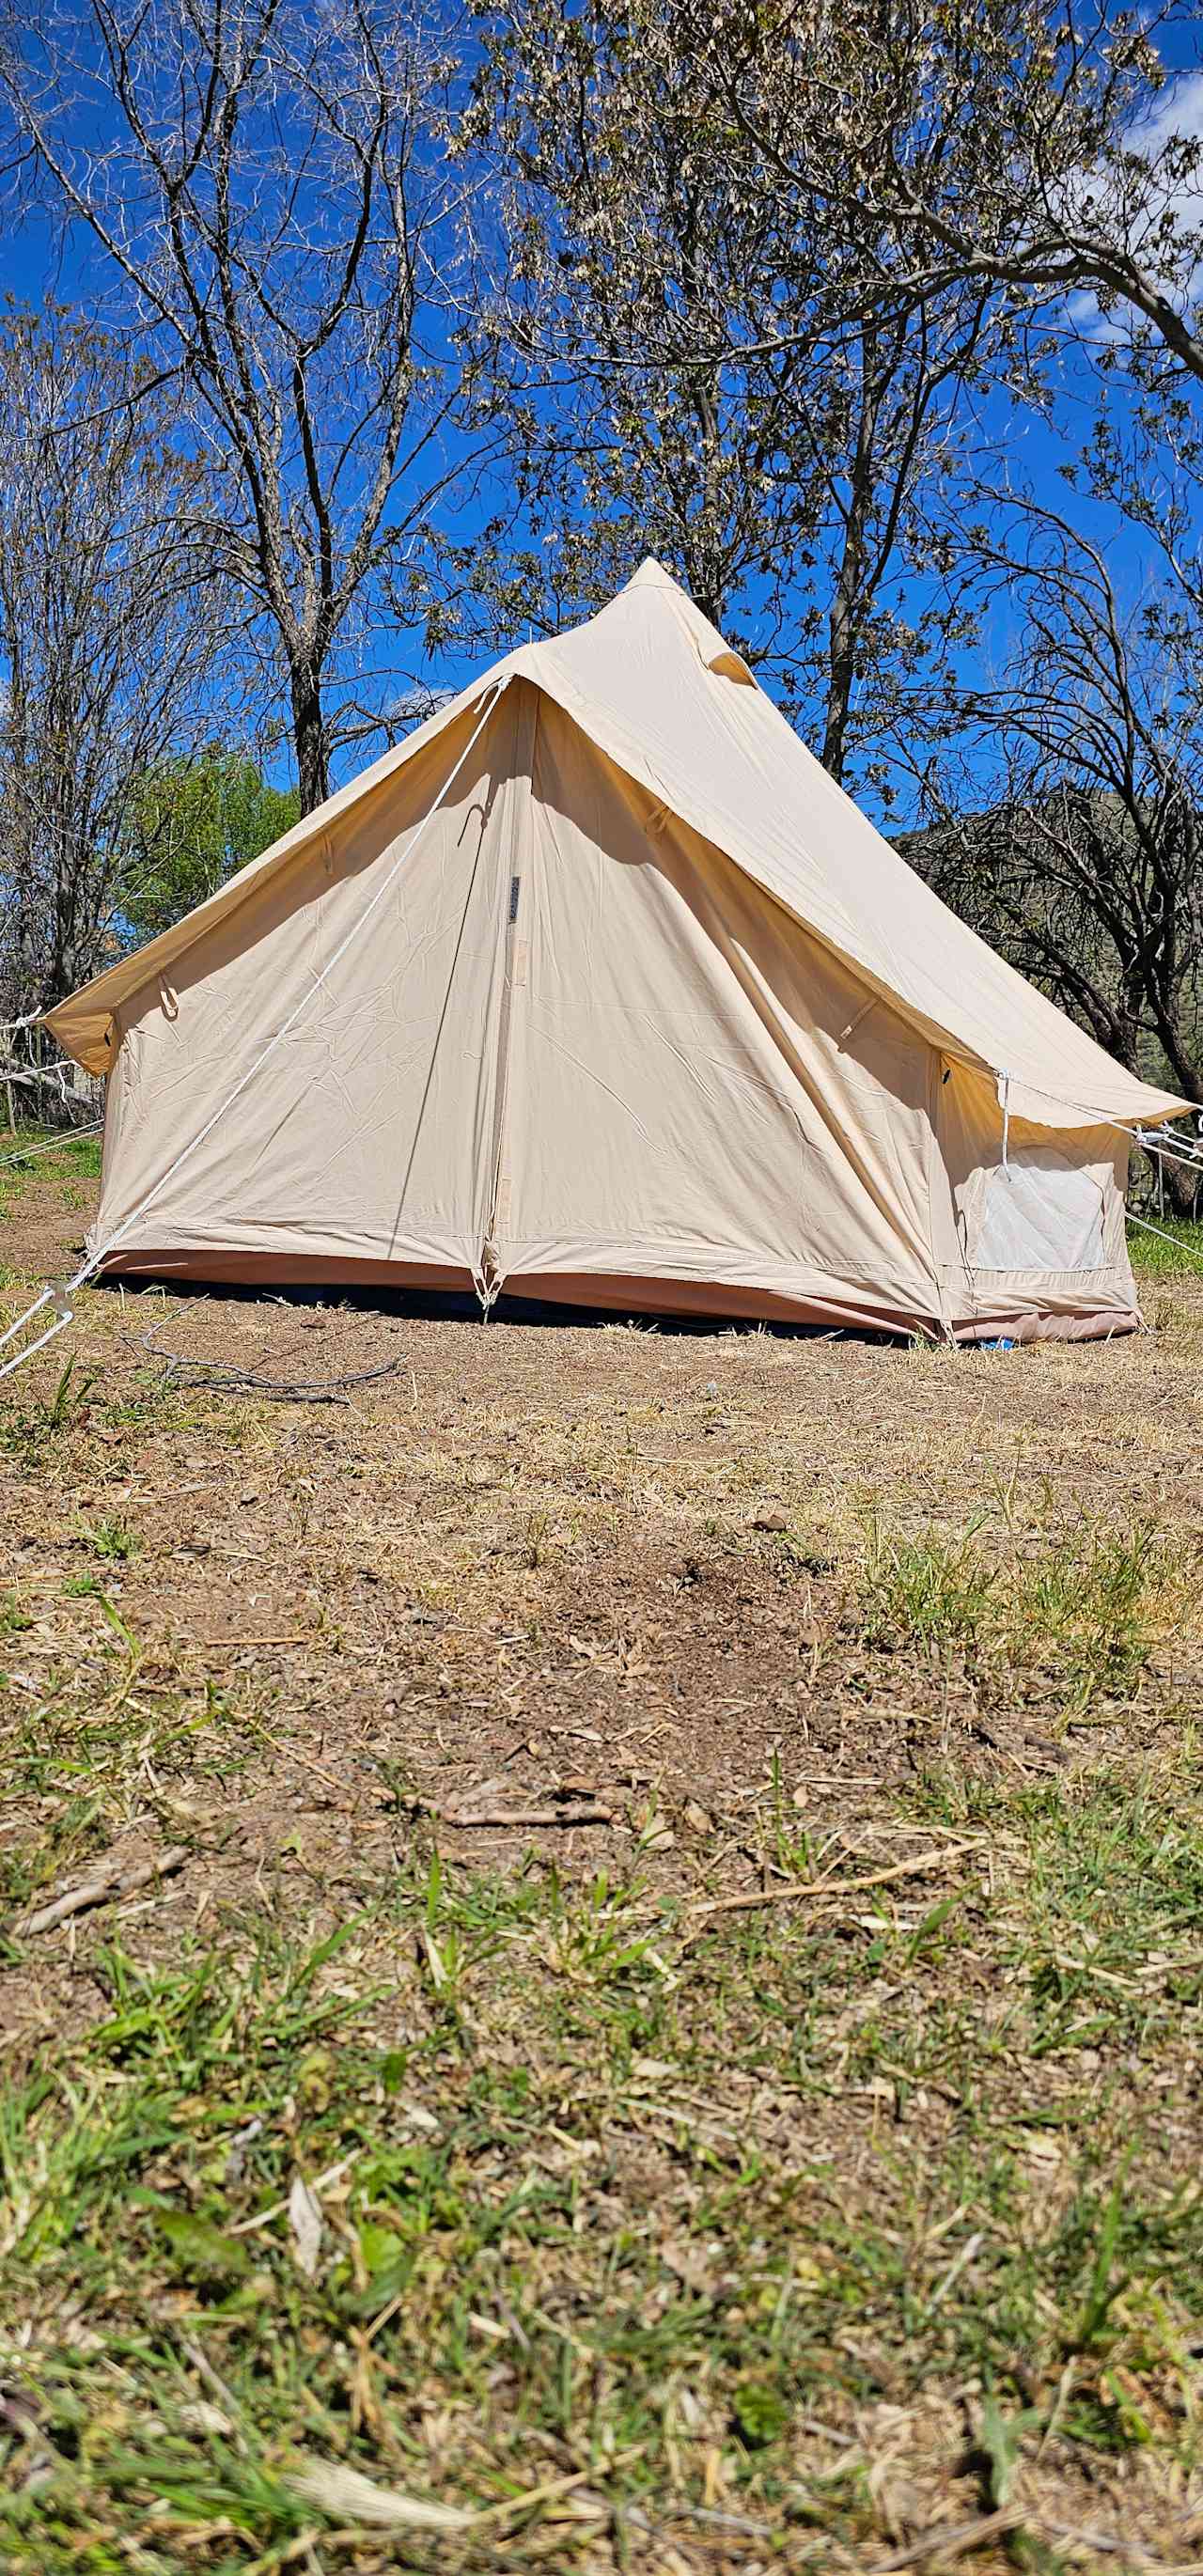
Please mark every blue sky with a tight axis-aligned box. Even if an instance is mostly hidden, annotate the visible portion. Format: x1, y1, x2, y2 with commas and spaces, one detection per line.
3, 19, 1202, 832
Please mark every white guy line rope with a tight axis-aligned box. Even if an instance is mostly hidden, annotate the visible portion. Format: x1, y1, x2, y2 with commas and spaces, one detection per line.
1126, 1209, 1203, 1269
0, 679, 509, 1388
0, 1121, 103, 1170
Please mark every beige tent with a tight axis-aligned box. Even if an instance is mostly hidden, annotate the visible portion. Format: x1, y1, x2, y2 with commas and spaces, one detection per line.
47, 559, 1187, 1341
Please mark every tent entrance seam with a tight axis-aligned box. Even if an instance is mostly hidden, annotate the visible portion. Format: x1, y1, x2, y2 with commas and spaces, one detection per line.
480, 684, 540, 1310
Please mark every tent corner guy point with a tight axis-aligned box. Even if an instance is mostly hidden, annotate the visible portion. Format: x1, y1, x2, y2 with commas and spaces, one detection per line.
44, 558, 1189, 1347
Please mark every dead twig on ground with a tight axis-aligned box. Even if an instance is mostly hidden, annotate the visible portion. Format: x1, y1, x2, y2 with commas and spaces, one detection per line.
200, 1635, 313, 1650
687, 1840, 981, 1929
624, 2499, 774, 2539
130, 1319, 414, 1406
871, 2502, 1203, 2573
442, 1803, 616, 1829
175, 2334, 252, 2457
255, 1727, 358, 1806
288, 2447, 642, 2537
867, 2506, 1024, 2570
16, 1844, 186, 1937
1037, 2521, 1203, 2572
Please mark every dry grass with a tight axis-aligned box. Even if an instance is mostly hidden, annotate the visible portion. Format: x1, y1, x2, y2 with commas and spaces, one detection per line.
1, 1138, 1203, 2572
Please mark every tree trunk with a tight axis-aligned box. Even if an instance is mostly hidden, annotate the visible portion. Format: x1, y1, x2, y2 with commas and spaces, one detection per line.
291, 667, 329, 817
821, 574, 858, 787
820, 338, 881, 788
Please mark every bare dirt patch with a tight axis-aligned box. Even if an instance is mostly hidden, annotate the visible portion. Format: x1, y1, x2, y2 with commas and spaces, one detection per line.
2, 1142, 1203, 2573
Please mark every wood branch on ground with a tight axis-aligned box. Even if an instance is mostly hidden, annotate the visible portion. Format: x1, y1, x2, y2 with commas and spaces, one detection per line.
867, 2506, 1025, 2570
689, 1840, 981, 1926
442, 1803, 616, 1828
16, 1845, 187, 1936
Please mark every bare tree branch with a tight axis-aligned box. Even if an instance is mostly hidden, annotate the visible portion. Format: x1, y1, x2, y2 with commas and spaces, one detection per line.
0, 0, 480, 809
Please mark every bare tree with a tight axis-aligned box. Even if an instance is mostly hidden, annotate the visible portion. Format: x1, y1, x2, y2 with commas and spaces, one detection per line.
445, 1, 824, 664
697, 0, 1203, 388
912, 456, 1203, 1192
1, 0, 480, 812
0, 306, 225, 1014
453, 0, 996, 785
790, 290, 993, 788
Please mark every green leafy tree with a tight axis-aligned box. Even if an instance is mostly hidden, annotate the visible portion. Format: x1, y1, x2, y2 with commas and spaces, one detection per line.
122, 755, 300, 945
908, 414, 1203, 1199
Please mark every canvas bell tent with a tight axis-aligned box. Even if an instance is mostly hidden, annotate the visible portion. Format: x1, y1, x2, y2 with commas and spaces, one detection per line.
46, 560, 1186, 1342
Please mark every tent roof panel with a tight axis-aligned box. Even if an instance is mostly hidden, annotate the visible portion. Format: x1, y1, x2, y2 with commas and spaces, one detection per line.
46, 557, 1186, 1129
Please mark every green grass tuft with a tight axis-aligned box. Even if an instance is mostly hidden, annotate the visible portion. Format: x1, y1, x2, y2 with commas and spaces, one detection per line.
858, 1507, 1180, 1705
1127, 1210, 1203, 1274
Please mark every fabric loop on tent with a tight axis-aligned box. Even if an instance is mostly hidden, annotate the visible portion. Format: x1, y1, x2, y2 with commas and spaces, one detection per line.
838, 998, 878, 1051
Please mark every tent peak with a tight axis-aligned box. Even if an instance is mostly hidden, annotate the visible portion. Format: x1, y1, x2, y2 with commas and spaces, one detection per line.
613, 556, 756, 684
627, 555, 678, 589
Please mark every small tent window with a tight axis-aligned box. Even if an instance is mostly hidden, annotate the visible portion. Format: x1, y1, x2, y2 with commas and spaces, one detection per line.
974, 1145, 1105, 1273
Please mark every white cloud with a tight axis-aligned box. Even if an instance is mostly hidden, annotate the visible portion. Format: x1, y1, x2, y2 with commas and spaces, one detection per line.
1058, 68, 1203, 341
1125, 67, 1203, 162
